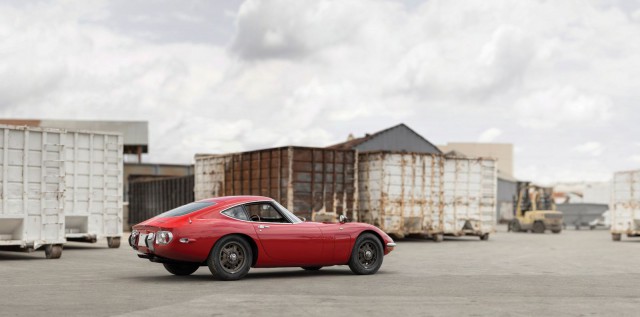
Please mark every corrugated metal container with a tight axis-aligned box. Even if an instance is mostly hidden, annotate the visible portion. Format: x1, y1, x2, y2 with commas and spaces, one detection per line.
357, 152, 497, 240
195, 147, 357, 221
63, 131, 123, 248
357, 152, 443, 238
611, 170, 640, 240
0, 125, 66, 258
129, 175, 194, 225
442, 157, 497, 239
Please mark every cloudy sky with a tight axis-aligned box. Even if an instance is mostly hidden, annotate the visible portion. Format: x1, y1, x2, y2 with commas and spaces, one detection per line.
1, 0, 639, 184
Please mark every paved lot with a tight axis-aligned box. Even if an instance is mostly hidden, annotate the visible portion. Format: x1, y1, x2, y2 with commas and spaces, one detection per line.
1, 227, 639, 317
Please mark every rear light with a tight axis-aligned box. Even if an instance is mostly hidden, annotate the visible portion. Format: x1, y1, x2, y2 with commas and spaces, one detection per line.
155, 231, 173, 245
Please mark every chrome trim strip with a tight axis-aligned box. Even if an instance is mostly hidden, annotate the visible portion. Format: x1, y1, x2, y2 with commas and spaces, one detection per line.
386, 242, 397, 247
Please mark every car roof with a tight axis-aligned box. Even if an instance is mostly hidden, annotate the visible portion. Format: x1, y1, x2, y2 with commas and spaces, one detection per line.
196, 195, 274, 205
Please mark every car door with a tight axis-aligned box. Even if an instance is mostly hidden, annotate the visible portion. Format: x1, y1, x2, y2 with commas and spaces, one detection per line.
245, 202, 324, 264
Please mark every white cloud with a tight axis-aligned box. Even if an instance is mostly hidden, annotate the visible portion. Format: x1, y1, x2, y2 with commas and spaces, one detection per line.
514, 86, 613, 129
573, 142, 604, 157
0, 0, 638, 184
478, 128, 503, 142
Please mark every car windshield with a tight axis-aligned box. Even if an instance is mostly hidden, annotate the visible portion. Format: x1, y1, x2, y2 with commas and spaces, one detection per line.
272, 201, 302, 224
155, 201, 216, 218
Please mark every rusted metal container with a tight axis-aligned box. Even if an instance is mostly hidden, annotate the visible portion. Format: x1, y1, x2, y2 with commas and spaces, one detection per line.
610, 170, 640, 241
128, 175, 195, 225
357, 152, 496, 240
194, 147, 357, 221
442, 156, 497, 239
357, 152, 443, 238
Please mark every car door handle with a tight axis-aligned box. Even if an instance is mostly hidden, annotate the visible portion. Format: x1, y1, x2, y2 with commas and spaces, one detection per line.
258, 225, 270, 229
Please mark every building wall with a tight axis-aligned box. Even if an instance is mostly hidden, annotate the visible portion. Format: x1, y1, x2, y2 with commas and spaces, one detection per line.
497, 177, 518, 221
356, 125, 441, 154
438, 143, 513, 177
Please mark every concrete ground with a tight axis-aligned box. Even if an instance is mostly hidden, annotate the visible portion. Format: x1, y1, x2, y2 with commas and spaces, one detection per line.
1, 226, 639, 317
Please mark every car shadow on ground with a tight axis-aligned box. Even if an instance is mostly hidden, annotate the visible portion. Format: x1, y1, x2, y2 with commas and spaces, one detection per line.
128, 268, 373, 283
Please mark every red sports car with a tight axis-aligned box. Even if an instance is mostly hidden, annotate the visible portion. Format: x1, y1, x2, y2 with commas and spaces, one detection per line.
130, 196, 396, 280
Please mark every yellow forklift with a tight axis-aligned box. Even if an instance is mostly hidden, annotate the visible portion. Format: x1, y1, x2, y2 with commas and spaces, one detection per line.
509, 182, 563, 234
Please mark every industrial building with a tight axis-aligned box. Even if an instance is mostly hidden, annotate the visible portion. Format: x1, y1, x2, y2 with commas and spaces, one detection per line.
328, 123, 442, 154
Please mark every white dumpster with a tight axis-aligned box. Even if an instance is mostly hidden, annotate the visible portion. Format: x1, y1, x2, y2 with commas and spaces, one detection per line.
442, 156, 497, 240
357, 152, 443, 239
63, 130, 123, 248
0, 125, 66, 258
357, 152, 497, 241
610, 169, 640, 241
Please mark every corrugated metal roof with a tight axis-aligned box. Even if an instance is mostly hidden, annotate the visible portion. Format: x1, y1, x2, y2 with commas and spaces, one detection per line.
328, 123, 442, 154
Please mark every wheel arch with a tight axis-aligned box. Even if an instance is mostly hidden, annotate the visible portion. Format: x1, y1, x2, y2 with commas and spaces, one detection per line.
212, 233, 260, 267
358, 230, 385, 249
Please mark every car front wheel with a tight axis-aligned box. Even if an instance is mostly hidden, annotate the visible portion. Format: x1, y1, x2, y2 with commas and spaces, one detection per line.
163, 262, 200, 276
208, 235, 253, 281
348, 233, 383, 275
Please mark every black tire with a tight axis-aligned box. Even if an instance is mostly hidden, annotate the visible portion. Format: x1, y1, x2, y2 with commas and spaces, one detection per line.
163, 262, 200, 276
532, 222, 545, 234
207, 235, 253, 281
433, 234, 443, 242
44, 244, 63, 259
612, 233, 621, 241
107, 237, 121, 249
480, 233, 490, 241
348, 233, 383, 275
301, 266, 322, 271
551, 229, 561, 234
510, 220, 522, 233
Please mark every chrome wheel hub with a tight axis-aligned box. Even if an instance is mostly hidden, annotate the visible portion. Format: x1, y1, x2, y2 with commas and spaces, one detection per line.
229, 253, 238, 262
364, 250, 373, 260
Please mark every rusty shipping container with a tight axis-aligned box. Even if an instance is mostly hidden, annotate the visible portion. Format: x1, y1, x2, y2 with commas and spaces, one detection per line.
358, 152, 443, 238
610, 170, 640, 241
441, 156, 497, 240
128, 175, 194, 225
357, 152, 496, 240
194, 147, 357, 221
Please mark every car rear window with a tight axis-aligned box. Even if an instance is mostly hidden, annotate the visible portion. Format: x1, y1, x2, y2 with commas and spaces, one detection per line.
156, 201, 216, 218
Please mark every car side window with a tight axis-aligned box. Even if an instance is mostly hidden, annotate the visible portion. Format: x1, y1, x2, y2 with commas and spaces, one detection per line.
221, 206, 250, 221
245, 203, 289, 223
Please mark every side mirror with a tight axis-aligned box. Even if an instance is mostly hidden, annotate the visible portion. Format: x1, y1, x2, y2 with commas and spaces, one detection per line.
299, 216, 306, 222
339, 214, 347, 224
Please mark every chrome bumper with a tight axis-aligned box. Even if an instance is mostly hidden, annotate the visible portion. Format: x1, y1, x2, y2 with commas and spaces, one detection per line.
386, 242, 397, 247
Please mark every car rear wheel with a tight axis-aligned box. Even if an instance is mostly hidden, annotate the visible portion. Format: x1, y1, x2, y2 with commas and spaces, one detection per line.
208, 235, 253, 281
480, 233, 490, 241
551, 229, 562, 234
163, 262, 200, 276
301, 266, 322, 271
348, 233, 383, 275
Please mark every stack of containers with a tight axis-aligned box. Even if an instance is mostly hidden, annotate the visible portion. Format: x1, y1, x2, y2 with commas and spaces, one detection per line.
610, 170, 640, 241
357, 151, 497, 241
0, 125, 123, 259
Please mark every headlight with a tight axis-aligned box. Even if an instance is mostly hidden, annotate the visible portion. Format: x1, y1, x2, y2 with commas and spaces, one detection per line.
155, 231, 173, 245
